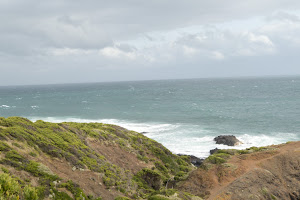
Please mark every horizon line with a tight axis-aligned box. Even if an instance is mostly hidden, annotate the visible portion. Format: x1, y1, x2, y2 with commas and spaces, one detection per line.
1, 74, 299, 87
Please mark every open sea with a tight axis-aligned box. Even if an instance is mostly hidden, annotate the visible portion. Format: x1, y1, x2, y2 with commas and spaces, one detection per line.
0, 76, 299, 157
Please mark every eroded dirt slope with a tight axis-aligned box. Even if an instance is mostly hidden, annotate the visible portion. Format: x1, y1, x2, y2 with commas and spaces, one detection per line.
179, 141, 300, 200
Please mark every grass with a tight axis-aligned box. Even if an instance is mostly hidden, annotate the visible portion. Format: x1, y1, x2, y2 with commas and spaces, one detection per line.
0, 172, 42, 200
0, 116, 194, 199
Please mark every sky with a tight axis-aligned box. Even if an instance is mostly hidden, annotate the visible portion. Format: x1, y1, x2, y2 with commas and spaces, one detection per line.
1, 0, 300, 86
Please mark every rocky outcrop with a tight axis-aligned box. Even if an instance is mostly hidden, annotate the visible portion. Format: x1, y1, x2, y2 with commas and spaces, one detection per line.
190, 155, 204, 167
209, 148, 219, 155
213, 135, 242, 146
178, 154, 204, 167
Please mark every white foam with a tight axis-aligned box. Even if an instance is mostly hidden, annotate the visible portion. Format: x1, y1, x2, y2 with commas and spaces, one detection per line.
27, 116, 297, 158
31, 117, 178, 135
0, 105, 10, 108
0, 105, 15, 109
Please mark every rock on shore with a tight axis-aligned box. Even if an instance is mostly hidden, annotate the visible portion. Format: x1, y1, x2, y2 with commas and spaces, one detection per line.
213, 135, 242, 146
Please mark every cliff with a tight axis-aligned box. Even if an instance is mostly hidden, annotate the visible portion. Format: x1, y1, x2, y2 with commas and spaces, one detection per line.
0, 117, 299, 200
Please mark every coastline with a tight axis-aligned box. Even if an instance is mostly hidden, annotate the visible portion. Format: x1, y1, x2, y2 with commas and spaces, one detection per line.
0, 116, 299, 200
25, 116, 297, 158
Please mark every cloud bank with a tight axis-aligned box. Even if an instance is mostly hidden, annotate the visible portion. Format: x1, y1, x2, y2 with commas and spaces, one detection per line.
1, 0, 300, 85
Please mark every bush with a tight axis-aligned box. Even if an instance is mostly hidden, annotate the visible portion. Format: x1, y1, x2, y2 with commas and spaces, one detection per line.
213, 153, 231, 159
0, 142, 11, 152
0, 173, 41, 200
206, 155, 226, 164
115, 196, 132, 200
237, 150, 249, 154
174, 171, 186, 181
29, 151, 37, 157
23, 185, 39, 200
60, 180, 88, 199
5, 150, 24, 162
134, 169, 163, 190
148, 195, 170, 200
0, 173, 21, 198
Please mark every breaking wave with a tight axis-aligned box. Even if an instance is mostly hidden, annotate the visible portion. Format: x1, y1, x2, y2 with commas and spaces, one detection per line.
27, 116, 297, 158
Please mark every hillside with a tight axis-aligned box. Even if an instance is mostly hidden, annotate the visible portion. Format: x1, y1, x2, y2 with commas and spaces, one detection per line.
178, 141, 300, 200
0, 117, 299, 200
0, 117, 198, 200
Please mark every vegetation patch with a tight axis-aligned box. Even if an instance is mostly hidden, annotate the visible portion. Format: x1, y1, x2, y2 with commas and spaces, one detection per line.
0, 117, 193, 199
0, 172, 43, 200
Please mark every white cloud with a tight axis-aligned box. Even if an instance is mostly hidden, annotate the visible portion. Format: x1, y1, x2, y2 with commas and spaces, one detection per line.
212, 51, 225, 60
246, 32, 274, 46
165, 28, 276, 60
50, 48, 94, 56
99, 46, 136, 60
235, 32, 275, 56
259, 12, 300, 46
1, 1, 300, 85
183, 45, 198, 56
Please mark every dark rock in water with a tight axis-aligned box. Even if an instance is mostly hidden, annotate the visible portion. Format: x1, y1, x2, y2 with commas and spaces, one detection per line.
214, 135, 242, 146
210, 148, 219, 155
178, 154, 204, 167
190, 155, 204, 167
140, 132, 148, 134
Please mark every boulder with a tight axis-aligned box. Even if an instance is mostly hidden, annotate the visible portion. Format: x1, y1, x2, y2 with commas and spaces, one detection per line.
190, 155, 204, 167
178, 154, 204, 167
214, 135, 242, 146
210, 148, 219, 155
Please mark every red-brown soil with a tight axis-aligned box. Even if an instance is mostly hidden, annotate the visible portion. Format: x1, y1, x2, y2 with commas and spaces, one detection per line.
178, 141, 300, 200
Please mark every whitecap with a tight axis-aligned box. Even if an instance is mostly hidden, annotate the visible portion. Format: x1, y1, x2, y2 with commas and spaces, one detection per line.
31, 106, 39, 109
0, 105, 10, 108
128, 86, 135, 91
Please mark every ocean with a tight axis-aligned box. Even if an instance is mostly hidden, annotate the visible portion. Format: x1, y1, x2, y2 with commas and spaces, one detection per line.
0, 76, 299, 157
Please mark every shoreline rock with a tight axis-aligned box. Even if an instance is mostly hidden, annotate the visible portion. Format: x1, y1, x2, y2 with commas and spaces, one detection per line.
178, 154, 204, 167
213, 135, 242, 146
209, 148, 219, 155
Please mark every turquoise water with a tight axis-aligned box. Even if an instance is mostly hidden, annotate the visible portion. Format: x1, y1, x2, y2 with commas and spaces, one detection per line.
1, 76, 299, 157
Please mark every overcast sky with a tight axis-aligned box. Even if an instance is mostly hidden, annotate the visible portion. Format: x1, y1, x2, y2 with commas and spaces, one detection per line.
1, 0, 300, 85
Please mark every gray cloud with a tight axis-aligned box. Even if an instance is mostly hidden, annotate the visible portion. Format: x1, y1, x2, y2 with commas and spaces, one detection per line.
1, 1, 300, 85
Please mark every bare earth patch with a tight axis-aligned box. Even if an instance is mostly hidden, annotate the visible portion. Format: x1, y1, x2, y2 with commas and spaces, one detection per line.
178, 141, 300, 200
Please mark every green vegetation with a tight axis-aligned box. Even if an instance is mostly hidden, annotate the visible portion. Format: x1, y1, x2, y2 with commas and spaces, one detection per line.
0, 172, 42, 200
260, 187, 278, 200
0, 116, 194, 199
114, 196, 132, 200
148, 195, 169, 200
0, 116, 282, 200
205, 146, 275, 166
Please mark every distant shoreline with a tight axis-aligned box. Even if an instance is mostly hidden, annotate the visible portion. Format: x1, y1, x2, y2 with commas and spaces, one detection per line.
1, 74, 299, 87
